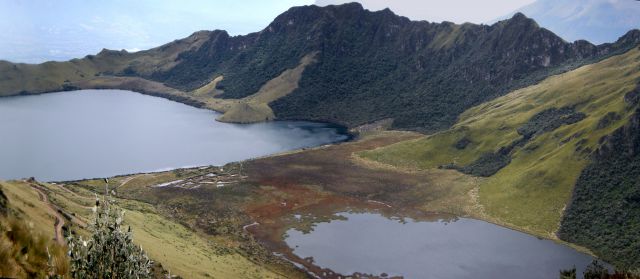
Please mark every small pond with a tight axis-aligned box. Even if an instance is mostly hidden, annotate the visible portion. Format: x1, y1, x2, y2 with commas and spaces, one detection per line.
284, 212, 600, 279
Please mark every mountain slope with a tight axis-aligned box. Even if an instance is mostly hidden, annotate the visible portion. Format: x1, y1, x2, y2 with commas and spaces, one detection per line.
558, 89, 640, 268
360, 46, 640, 267
1, 3, 639, 133
0, 30, 211, 95
147, 4, 640, 132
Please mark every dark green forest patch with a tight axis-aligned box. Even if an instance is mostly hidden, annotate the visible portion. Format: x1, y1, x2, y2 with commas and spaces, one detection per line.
559, 107, 640, 269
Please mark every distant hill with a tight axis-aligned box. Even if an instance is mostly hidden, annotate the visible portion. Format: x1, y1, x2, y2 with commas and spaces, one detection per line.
504, 0, 640, 44
2, 3, 639, 133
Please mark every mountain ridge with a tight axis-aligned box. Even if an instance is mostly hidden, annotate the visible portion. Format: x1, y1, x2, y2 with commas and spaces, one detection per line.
1, 3, 639, 133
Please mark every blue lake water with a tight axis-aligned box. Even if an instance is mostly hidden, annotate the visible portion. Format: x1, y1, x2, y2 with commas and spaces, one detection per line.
0, 89, 349, 181
285, 212, 600, 279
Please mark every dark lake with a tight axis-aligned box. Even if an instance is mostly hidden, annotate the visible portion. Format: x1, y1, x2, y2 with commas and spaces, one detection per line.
0, 89, 349, 181
284, 212, 599, 279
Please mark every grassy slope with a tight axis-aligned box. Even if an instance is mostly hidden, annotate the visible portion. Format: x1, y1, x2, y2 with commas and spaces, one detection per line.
361, 47, 640, 237
192, 76, 224, 97
0, 182, 68, 277
0, 31, 210, 97
0, 181, 58, 237
121, 203, 281, 279
214, 52, 318, 123
1, 46, 317, 125
0, 180, 284, 279
0, 59, 100, 95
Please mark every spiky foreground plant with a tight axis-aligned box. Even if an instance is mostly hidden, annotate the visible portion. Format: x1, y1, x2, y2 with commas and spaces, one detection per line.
67, 187, 151, 279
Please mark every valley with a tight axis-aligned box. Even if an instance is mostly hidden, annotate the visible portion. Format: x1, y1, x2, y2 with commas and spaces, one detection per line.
0, 128, 606, 277
1, 2, 640, 278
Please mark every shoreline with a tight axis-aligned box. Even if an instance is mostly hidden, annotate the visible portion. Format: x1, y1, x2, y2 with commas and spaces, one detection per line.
0, 87, 607, 276
0, 87, 355, 184
3, 84, 357, 134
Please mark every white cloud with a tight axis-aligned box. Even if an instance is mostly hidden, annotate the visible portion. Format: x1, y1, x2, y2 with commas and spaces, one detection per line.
79, 23, 95, 31
315, 0, 536, 23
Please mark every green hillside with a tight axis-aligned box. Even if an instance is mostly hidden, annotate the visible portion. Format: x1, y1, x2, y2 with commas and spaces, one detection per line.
559, 90, 640, 268
360, 46, 640, 265
0, 179, 290, 279
0, 182, 68, 277
0, 31, 211, 96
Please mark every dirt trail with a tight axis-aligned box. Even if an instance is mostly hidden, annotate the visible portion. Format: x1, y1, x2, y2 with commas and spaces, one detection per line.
30, 185, 65, 244
116, 174, 142, 189
49, 184, 92, 228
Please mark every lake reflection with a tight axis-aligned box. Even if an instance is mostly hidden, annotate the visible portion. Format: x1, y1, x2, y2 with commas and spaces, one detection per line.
284, 212, 598, 279
0, 90, 349, 181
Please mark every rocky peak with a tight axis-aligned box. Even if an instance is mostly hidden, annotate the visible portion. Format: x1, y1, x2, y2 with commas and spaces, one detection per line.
510, 12, 529, 21
613, 29, 640, 46
498, 11, 540, 31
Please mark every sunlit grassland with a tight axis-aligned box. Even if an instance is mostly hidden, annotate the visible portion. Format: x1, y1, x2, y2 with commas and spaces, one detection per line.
0, 181, 56, 236
54, 182, 283, 279
1, 179, 284, 279
0, 181, 69, 277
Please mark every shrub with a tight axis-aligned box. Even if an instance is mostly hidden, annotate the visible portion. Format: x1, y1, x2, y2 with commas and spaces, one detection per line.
67, 188, 152, 278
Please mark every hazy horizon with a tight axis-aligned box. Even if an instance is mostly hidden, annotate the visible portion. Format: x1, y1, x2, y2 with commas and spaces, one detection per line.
0, 0, 314, 63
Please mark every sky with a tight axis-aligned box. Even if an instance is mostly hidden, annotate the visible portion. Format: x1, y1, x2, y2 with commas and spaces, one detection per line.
0, 0, 315, 63
512, 0, 640, 44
